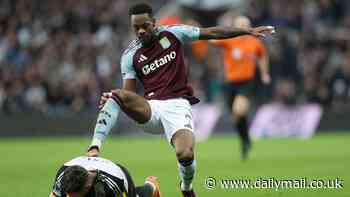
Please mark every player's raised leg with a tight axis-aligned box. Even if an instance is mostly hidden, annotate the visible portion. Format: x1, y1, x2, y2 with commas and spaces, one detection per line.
109, 89, 152, 123
172, 129, 197, 197
232, 94, 251, 160
88, 89, 152, 154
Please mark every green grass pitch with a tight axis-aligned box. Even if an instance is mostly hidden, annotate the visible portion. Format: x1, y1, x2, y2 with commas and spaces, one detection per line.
0, 133, 348, 197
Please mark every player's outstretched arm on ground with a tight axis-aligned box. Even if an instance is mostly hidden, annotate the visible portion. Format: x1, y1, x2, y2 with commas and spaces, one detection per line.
199, 25, 275, 40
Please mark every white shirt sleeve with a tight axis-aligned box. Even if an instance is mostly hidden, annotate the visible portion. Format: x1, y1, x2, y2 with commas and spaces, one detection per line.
166, 25, 200, 43
120, 52, 137, 80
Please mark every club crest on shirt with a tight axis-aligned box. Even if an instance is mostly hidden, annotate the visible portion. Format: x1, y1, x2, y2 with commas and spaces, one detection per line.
160, 37, 171, 49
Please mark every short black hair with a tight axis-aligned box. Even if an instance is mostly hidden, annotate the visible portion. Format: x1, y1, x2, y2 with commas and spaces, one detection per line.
61, 165, 88, 193
129, 3, 153, 17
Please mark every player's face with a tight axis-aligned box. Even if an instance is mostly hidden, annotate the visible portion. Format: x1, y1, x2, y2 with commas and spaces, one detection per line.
66, 186, 90, 197
131, 13, 156, 46
66, 191, 86, 197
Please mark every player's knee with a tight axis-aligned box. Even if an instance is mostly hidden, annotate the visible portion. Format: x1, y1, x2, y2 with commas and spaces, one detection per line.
176, 147, 194, 162
233, 109, 248, 120
111, 89, 131, 107
232, 96, 250, 118
111, 89, 124, 101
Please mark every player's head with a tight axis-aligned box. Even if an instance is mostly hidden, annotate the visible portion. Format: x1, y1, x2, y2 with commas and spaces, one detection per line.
233, 15, 251, 29
61, 165, 96, 197
129, 3, 156, 46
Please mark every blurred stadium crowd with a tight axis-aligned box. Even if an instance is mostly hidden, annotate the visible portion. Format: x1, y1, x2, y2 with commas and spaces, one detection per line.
0, 0, 350, 115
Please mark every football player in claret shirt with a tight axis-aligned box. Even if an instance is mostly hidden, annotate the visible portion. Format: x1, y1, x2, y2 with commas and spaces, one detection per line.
86, 3, 275, 196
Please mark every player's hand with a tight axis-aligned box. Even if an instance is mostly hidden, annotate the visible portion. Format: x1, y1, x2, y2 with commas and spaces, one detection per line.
87, 147, 100, 157
250, 26, 275, 37
261, 72, 271, 85
99, 92, 111, 109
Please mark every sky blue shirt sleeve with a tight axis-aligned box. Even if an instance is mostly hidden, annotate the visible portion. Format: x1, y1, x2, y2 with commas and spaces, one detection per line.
120, 51, 137, 80
167, 25, 200, 43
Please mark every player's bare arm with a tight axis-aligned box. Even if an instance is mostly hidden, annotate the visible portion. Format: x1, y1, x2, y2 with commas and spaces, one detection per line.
258, 55, 271, 85
199, 25, 275, 40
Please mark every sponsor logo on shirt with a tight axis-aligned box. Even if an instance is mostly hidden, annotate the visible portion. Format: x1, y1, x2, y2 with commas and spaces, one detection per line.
141, 51, 176, 75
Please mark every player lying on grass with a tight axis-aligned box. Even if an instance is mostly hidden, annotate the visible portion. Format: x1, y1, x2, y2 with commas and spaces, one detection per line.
86, 3, 275, 197
49, 156, 161, 197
